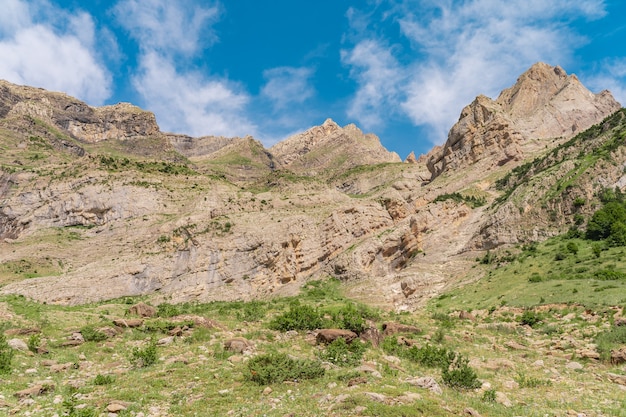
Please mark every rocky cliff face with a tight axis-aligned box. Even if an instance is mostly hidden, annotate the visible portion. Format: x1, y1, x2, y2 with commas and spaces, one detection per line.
270, 119, 402, 175
0, 64, 624, 311
426, 63, 621, 179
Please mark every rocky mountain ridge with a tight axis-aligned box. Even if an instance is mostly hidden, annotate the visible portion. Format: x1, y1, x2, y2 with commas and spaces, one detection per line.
0, 63, 624, 311
426, 63, 620, 179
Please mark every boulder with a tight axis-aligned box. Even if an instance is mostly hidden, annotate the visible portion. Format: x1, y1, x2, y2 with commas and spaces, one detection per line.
382, 323, 421, 336
224, 337, 254, 353
127, 302, 156, 318
316, 329, 357, 344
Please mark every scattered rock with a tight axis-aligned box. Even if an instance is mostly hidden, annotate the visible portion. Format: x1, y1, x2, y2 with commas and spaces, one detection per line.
127, 302, 156, 318
347, 376, 368, 387
14, 382, 54, 398
400, 281, 416, 298
262, 387, 273, 396
157, 336, 175, 346
464, 408, 483, 417
355, 364, 382, 379
615, 317, 626, 327
610, 346, 626, 364
113, 318, 144, 328
405, 376, 443, 395
360, 327, 382, 347
566, 361, 584, 370
504, 340, 526, 350
363, 392, 387, 403
607, 373, 626, 386
496, 391, 512, 407
224, 337, 254, 353
382, 323, 421, 336
7, 338, 28, 351
316, 329, 357, 344
4, 328, 40, 336
577, 348, 600, 360
107, 402, 127, 413
459, 311, 476, 321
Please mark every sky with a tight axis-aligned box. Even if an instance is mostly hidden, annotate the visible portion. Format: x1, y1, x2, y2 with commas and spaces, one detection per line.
1, 0, 625, 159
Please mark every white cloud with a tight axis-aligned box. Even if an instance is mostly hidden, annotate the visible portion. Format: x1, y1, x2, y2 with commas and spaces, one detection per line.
344, 0, 608, 144
0, 1, 111, 104
133, 53, 255, 137
341, 39, 405, 129
261, 67, 315, 109
587, 59, 626, 106
113, 0, 219, 55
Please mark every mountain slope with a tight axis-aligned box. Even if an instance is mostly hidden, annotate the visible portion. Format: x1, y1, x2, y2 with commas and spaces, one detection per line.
0, 63, 624, 311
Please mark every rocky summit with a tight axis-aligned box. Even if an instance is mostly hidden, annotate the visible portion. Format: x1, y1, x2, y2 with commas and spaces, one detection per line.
0, 63, 624, 312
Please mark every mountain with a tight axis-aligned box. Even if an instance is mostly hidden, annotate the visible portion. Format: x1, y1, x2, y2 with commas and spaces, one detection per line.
0, 63, 624, 312
426, 63, 620, 180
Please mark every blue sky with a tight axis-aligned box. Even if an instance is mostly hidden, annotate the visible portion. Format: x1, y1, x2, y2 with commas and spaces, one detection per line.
1, 0, 625, 159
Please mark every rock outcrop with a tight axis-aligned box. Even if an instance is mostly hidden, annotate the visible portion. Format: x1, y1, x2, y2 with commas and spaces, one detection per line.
426, 63, 621, 180
270, 118, 401, 175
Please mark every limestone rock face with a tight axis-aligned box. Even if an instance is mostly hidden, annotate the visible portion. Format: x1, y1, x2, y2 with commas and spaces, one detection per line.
427, 63, 621, 179
0, 80, 159, 143
270, 118, 401, 175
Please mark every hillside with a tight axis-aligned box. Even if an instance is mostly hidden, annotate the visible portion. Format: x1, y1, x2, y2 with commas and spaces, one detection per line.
0, 63, 624, 312
1, 62, 626, 416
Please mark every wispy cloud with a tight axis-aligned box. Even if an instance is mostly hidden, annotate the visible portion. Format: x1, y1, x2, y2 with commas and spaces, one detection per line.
587, 58, 626, 106
114, 0, 255, 137
133, 53, 255, 137
343, 0, 608, 144
341, 39, 405, 129
0, 0, 111, 104
113, 0, 220, 56
261, 66, 315, 110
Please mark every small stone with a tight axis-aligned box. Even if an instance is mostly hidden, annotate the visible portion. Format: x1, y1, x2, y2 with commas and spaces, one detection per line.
262, 387, 273, 395
566, 361, 583, 370
107, 402, 127, 413
7, 338, 28, 351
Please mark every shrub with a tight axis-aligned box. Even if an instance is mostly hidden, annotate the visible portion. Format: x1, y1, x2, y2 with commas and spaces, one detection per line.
441, 353, 481, 390
0, 334, 14, 374
80, 325, 107, 342
318, 338, 366, 367
246, 353, 325, 385
566, 241, 579, 255
93, 374, 115, 385
130, 339, 158, 367
515, 372, 552, 388
482, 388, 497, 403
329, 304, 366, 334
269, 303, 323, 331
595, 326, 626, 362
519, 310, 542, 328
27, 333, 41, 353
156, 303, 181, 318
408, 344, 456, 368
554, 252, 567, 261
236, 301, 267, 322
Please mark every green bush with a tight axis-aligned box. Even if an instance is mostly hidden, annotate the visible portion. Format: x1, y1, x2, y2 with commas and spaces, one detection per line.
329, 304, 366, 334
515, 372, 552, 388
27, 333, 41, 353
93, 374, 115, 385
246, 353, 325, 385
156, 303, 181, 318
586, 201, 626, 245
80, 325, 107, 342
0, 334, 14, 374
441, 353, 481, 390
235, 301, 267, 322
318, 338, 366, 367
595, 326, 626, 362
130, 339, 158, 368
269, 303, 323, 331
519, 310, 542, 328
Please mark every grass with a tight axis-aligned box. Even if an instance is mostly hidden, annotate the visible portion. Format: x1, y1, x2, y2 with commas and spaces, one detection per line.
1, 275, 625, 416
431, 235, 626, 311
